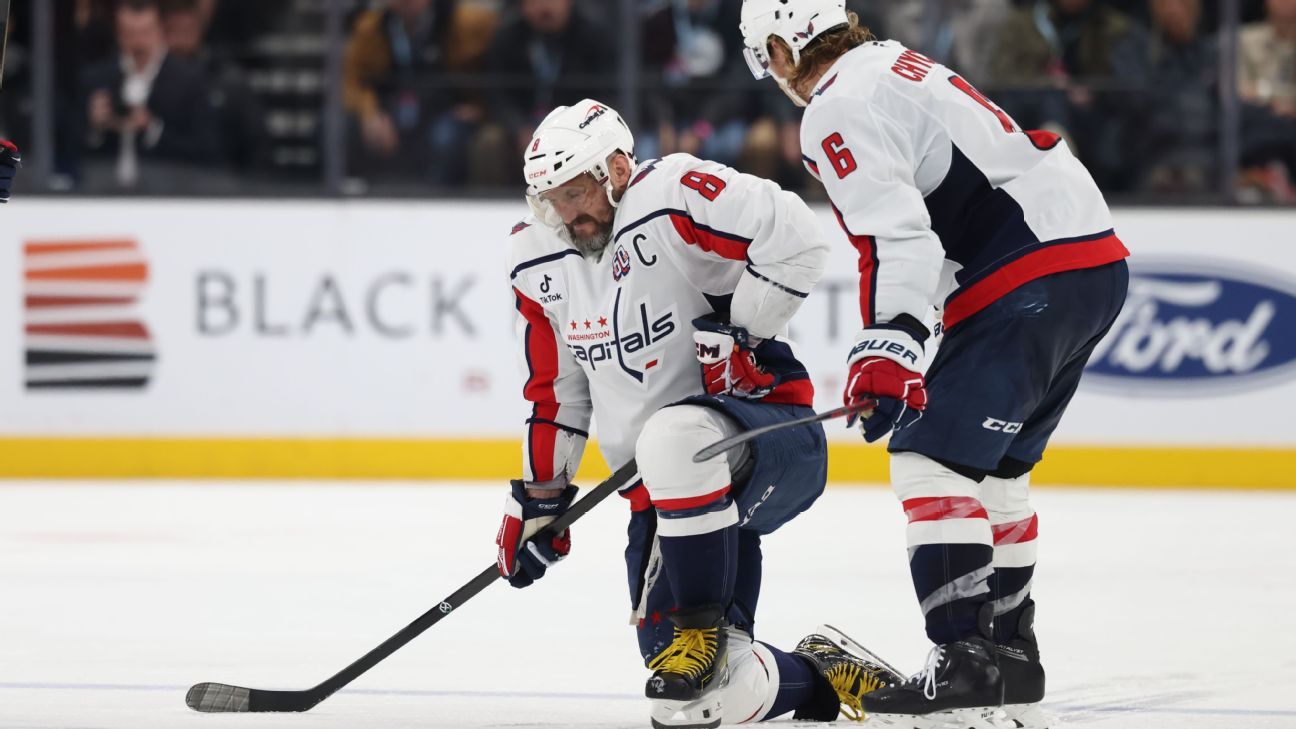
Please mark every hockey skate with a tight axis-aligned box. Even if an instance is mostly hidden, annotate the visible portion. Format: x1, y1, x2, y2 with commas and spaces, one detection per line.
997, 605, 1050, 728
860, 636, 1009, 729
646, 606, 729, 729
792, 624, 905, 721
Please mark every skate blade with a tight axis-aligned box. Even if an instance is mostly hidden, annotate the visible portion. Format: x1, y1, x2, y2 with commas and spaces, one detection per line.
1002, 702, 1052, 728
865, 707, 1013, 729
650, 693, 723, 729
819, 623, 906, 681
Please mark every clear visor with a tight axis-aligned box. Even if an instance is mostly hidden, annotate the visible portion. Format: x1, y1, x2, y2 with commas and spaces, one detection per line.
527, 171, 606, 231
533, 173, 603, 209
743, 45, 771, 80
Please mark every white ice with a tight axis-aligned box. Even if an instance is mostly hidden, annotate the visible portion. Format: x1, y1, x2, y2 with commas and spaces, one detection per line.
1, 481, 1293, 729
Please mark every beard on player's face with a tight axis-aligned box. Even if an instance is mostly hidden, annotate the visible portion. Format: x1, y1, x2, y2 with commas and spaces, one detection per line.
565, 212, 613, 256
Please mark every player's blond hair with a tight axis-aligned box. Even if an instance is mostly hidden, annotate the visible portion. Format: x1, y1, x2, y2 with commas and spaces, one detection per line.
771, 12, 875, 92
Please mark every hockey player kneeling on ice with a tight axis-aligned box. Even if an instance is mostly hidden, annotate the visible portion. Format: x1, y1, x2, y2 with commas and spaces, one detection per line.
494, 99, 900, 728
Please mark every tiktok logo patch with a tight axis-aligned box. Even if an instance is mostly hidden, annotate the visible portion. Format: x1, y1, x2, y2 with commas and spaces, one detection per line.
529, 269, 566, 305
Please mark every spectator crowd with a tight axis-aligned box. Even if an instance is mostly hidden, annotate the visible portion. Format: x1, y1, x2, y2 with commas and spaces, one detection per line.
2, 0, 1293, 201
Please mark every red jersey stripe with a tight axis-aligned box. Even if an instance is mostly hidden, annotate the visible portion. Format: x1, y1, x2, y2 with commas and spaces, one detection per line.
514, 287, 561, 482
945, 234, 1129, 330
830, 204, 878, 327
668, 213, 750, 261
762, 377, 815, 407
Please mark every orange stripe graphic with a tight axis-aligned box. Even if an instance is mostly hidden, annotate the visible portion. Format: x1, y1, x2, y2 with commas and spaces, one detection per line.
24, 240, 138, 255
26, 263, 148, 282
26, 322, 150, 339
25, 296, 135, 308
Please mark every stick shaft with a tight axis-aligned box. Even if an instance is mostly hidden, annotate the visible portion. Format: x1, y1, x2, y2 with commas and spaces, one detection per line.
0, 0, 10, 91
692, 404, 872, 463
311, 459, 638, 701
187, 459, 640, 712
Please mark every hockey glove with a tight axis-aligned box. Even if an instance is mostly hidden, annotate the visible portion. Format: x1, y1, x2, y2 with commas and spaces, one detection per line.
844, 326, 927, 443
692, 317, 777, 399
0, 140, 20, 203
495, 479, 578, 589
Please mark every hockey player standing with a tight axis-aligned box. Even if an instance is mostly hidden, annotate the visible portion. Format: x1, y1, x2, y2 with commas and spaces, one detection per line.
739, 2, 1130, 728
496, 99, 900, 728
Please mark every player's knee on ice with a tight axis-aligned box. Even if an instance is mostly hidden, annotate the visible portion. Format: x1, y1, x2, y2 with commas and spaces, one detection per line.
635, 405, 748, 507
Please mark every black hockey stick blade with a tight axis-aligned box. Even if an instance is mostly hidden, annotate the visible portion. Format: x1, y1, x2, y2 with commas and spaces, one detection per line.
692, 403, 874, 463
186, 459, 640, 713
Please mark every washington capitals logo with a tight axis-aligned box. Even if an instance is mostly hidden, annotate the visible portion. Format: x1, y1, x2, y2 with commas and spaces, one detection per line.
794, 20, 816, 41
579, 104, 608, 129
611, 245, 632, 281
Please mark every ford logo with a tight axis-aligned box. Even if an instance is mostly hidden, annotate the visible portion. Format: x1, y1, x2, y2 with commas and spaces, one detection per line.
1085, 258, 1296, 394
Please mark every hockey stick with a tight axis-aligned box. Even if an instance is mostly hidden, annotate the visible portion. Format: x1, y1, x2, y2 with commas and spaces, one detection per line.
185, 459, 640, 713
0, 0, 10, 91
692, 403, 874, 463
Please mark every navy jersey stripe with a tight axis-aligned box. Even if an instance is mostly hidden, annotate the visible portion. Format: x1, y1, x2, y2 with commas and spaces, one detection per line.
510, 249, 582, 280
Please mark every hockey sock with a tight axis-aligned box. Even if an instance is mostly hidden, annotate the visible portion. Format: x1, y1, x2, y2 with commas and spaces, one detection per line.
763, 642, 817, 719
893, 453, 995, 644
657, 516, 739, 610
910, 540, 995, 644
989, 512, 1039, 643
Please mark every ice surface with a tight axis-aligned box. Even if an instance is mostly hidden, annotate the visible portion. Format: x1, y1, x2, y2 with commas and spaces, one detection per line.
1, 481, 1293, 728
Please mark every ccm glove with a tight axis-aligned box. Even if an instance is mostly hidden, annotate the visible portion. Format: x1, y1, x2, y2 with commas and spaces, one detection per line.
844, 325, 928, 443
495, 480, 578, 589
692, 316, 776, 399
0, 140, 20, 203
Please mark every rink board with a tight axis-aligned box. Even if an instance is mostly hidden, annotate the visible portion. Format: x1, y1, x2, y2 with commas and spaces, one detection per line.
1, 200, 1294, 487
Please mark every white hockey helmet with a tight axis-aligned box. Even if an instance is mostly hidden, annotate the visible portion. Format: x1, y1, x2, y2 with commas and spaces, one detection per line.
739, 0, 850, 79
523, 99, 635, 230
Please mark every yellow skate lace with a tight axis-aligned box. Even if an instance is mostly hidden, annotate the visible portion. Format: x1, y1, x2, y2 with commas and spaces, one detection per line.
827, 661, 887, 722
648, 628, 719, 679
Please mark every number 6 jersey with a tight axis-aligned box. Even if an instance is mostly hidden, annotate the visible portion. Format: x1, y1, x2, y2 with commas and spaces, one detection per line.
508, 153, 829, 483
798, 40, 1130, 334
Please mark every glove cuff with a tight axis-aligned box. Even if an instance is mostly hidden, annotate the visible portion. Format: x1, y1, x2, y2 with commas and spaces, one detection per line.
847, 327, 924, 370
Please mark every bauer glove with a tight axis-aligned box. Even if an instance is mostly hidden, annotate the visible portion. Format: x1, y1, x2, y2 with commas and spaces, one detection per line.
495, 480, 578, 589
844, 324, 927, 443
692, 316, 777, 399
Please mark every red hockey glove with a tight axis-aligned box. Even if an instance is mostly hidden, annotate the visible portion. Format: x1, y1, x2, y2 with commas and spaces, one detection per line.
495, 480, 578, 589
693, 318, 776, 399
844, 327, 927, 443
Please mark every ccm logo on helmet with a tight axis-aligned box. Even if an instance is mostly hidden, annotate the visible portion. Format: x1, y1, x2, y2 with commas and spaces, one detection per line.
579, 105, 608, 129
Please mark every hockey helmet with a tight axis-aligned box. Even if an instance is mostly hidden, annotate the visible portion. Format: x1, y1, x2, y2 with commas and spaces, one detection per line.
523, 99, 636, 231
739, 0, 850, 79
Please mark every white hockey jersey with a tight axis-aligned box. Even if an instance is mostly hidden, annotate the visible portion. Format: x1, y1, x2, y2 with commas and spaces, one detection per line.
799, 40, 1130, 332
508, 153, 828, 483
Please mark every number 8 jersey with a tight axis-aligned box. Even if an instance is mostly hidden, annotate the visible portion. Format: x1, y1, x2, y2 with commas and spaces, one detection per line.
508, 153, 829, 483
798, 40, 1130, 334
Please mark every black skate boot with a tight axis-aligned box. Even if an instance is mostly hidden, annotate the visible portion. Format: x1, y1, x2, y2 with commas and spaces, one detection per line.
791, 624, 906, 721
998, 604, 1048, 728
861, 636, 1005, 728
646, 605, 729, 729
